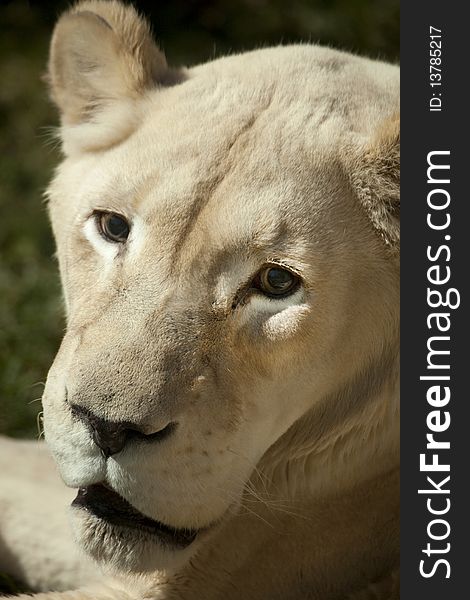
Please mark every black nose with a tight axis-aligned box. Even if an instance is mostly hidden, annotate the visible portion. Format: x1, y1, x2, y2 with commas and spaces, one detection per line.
70, 404, 175, 458
70, 404, 131, 457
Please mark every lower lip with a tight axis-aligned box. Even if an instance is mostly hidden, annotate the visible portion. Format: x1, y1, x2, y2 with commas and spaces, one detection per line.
72, 484, 198, 548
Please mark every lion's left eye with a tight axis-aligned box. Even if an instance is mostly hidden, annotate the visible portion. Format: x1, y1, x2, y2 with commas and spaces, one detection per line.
97, 212, 130, 243
256, 266, 299, 298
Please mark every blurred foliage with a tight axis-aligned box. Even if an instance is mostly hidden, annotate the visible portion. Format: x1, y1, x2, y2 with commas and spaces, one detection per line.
0, 2, 62, 439
0, 0, 399, 439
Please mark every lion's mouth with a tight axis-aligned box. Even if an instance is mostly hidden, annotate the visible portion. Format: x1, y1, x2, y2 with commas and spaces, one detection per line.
72, 484, 198, 548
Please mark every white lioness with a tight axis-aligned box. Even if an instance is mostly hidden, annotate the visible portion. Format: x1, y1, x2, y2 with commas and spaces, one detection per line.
0, 1, 400, 598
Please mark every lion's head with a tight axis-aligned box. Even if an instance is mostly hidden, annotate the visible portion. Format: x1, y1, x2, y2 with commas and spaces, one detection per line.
42, 0, 399, 574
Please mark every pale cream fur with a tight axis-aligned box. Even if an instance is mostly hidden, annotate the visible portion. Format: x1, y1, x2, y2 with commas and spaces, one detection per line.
0, 1, 400, 598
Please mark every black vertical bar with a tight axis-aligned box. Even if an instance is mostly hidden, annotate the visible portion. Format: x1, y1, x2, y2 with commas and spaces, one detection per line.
401, 2, 470, 598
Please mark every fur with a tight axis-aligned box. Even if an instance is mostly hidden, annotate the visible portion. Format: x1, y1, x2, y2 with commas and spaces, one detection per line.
0, 2, 400, 598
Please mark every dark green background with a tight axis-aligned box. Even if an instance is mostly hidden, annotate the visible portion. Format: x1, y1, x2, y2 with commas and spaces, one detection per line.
0, 0, 399, 439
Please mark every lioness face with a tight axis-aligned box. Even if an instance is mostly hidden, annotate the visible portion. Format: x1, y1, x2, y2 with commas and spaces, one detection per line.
42, 2, 399, 573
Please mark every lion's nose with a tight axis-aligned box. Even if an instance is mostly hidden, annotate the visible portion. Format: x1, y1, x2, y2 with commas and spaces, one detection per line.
70, 404, 175, 458
70, 404, 134, 457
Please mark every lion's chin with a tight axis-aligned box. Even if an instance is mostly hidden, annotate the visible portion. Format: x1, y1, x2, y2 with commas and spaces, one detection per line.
70, 484, 204, 573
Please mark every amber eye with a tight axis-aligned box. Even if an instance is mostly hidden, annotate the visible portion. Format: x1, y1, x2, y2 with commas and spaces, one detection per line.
97, 212, 130, 243
257, 266, 299, 298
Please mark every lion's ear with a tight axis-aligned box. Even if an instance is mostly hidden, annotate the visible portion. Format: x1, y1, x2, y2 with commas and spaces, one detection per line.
48, 1, 169, 154
345, 114, 400, 250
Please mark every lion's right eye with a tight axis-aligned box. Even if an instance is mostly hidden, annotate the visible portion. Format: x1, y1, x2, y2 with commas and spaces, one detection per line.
96, 212, 130, 243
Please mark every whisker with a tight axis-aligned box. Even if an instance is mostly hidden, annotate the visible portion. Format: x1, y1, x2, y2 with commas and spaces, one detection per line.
213, 485, 277, 531
28, 397, 43, 405
36, 411, 45, 440
224, 448, 312, 522
29, 381, 46, 390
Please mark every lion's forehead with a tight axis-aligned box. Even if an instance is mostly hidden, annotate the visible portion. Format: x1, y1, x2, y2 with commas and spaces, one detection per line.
72, 98, 350, 265
57, 44, 398, 221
